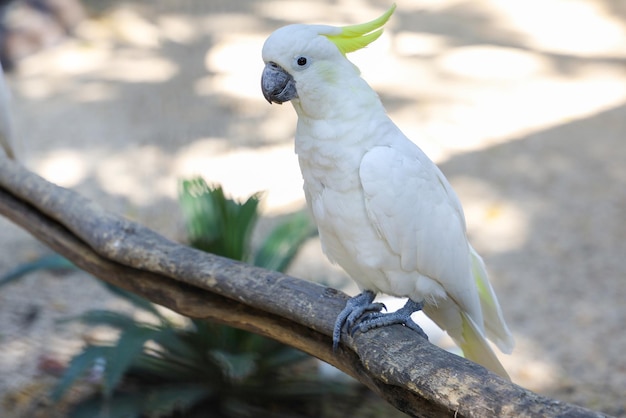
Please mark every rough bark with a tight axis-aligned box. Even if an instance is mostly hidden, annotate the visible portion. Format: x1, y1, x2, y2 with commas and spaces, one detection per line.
0, 156, 609, 418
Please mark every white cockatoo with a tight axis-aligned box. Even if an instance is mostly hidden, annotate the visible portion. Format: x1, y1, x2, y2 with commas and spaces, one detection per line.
261, 5, 514, 379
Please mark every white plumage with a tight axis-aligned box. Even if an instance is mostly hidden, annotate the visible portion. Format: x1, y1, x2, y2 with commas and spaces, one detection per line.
261, 7, 514, 379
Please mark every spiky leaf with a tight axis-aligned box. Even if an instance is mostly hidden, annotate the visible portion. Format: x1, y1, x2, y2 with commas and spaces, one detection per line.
101, 283, 169, 323
51, 345, 111, 401
254, 211, 317, 272
209, 350, 257, 382
103, 325, 164, 396
0, 253, 75, 287
178, 178, 261, 261
58, 310, 138, 330
262, 346, 311, 370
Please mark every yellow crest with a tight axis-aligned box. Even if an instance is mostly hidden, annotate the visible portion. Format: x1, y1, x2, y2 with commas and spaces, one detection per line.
325, 4, 396, 55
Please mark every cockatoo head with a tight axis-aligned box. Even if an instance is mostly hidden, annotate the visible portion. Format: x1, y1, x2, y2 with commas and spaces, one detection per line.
261, 5, 395, 112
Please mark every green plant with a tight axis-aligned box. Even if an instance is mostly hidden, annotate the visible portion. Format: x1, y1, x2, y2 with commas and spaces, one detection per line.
0, 177, 346, 417
52, 283, 341, 418
179, 178, 316, 272
178, 178, 262, 261
0, 253, 74, 287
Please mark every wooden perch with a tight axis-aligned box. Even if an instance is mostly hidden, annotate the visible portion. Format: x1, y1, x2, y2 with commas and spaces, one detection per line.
0, 155, 607, 418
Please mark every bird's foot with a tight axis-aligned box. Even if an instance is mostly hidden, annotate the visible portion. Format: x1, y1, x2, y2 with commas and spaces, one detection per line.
333, 290, 386, 350
353, 298, 429, 341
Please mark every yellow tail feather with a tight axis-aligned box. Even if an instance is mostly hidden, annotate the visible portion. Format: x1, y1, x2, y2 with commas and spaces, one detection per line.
460, 312, 511, 381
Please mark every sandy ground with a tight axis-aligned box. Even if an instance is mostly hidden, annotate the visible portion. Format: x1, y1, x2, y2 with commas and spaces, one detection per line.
1, 0, 626, 416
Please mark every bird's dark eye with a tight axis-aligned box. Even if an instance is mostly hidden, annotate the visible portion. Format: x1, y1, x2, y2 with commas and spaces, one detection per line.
297, 57, 307, 66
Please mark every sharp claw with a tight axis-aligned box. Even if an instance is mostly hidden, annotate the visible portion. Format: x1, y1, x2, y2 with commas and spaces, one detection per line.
333, 308, 351, 351
333, 294, 429, 348
350, 298, 429, 340
333, 290, 379, 350
404, 318, 429, 341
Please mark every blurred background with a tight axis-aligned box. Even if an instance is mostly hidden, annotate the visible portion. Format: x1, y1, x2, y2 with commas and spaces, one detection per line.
0, 0, 625, 416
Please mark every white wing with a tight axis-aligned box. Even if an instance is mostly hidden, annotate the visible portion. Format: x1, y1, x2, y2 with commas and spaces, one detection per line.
359, 144, 482, 324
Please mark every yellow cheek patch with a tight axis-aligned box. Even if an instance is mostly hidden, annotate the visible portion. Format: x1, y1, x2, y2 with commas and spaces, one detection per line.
325, 4, 396, 55
317, 62, 339, 82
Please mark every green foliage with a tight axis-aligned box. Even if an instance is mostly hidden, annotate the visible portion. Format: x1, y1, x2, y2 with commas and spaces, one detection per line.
254, 210, 316, 272
0, 177, 336, 417
52, 293, 342, 418
179, 178, 262, 261
0, 253, 74, 287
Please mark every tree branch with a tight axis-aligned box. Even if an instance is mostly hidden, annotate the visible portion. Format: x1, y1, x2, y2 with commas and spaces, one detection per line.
0, 155, 606, 418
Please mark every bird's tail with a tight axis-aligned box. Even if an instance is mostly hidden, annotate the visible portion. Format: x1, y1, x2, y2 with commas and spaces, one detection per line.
455, 245, 514, 380
469, 244, 515, 354
424, 246, 514, 380
425, 300, 512, 380
458, 311, 511, 380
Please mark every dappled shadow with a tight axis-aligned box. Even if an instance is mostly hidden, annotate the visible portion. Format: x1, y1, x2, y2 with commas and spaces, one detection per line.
6, 0, 626, 219
1, 0, 626, 415
440, 102, 626, 413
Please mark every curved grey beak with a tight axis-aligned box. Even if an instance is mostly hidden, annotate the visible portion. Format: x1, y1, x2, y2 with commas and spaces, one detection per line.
261, 62, 297, 104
